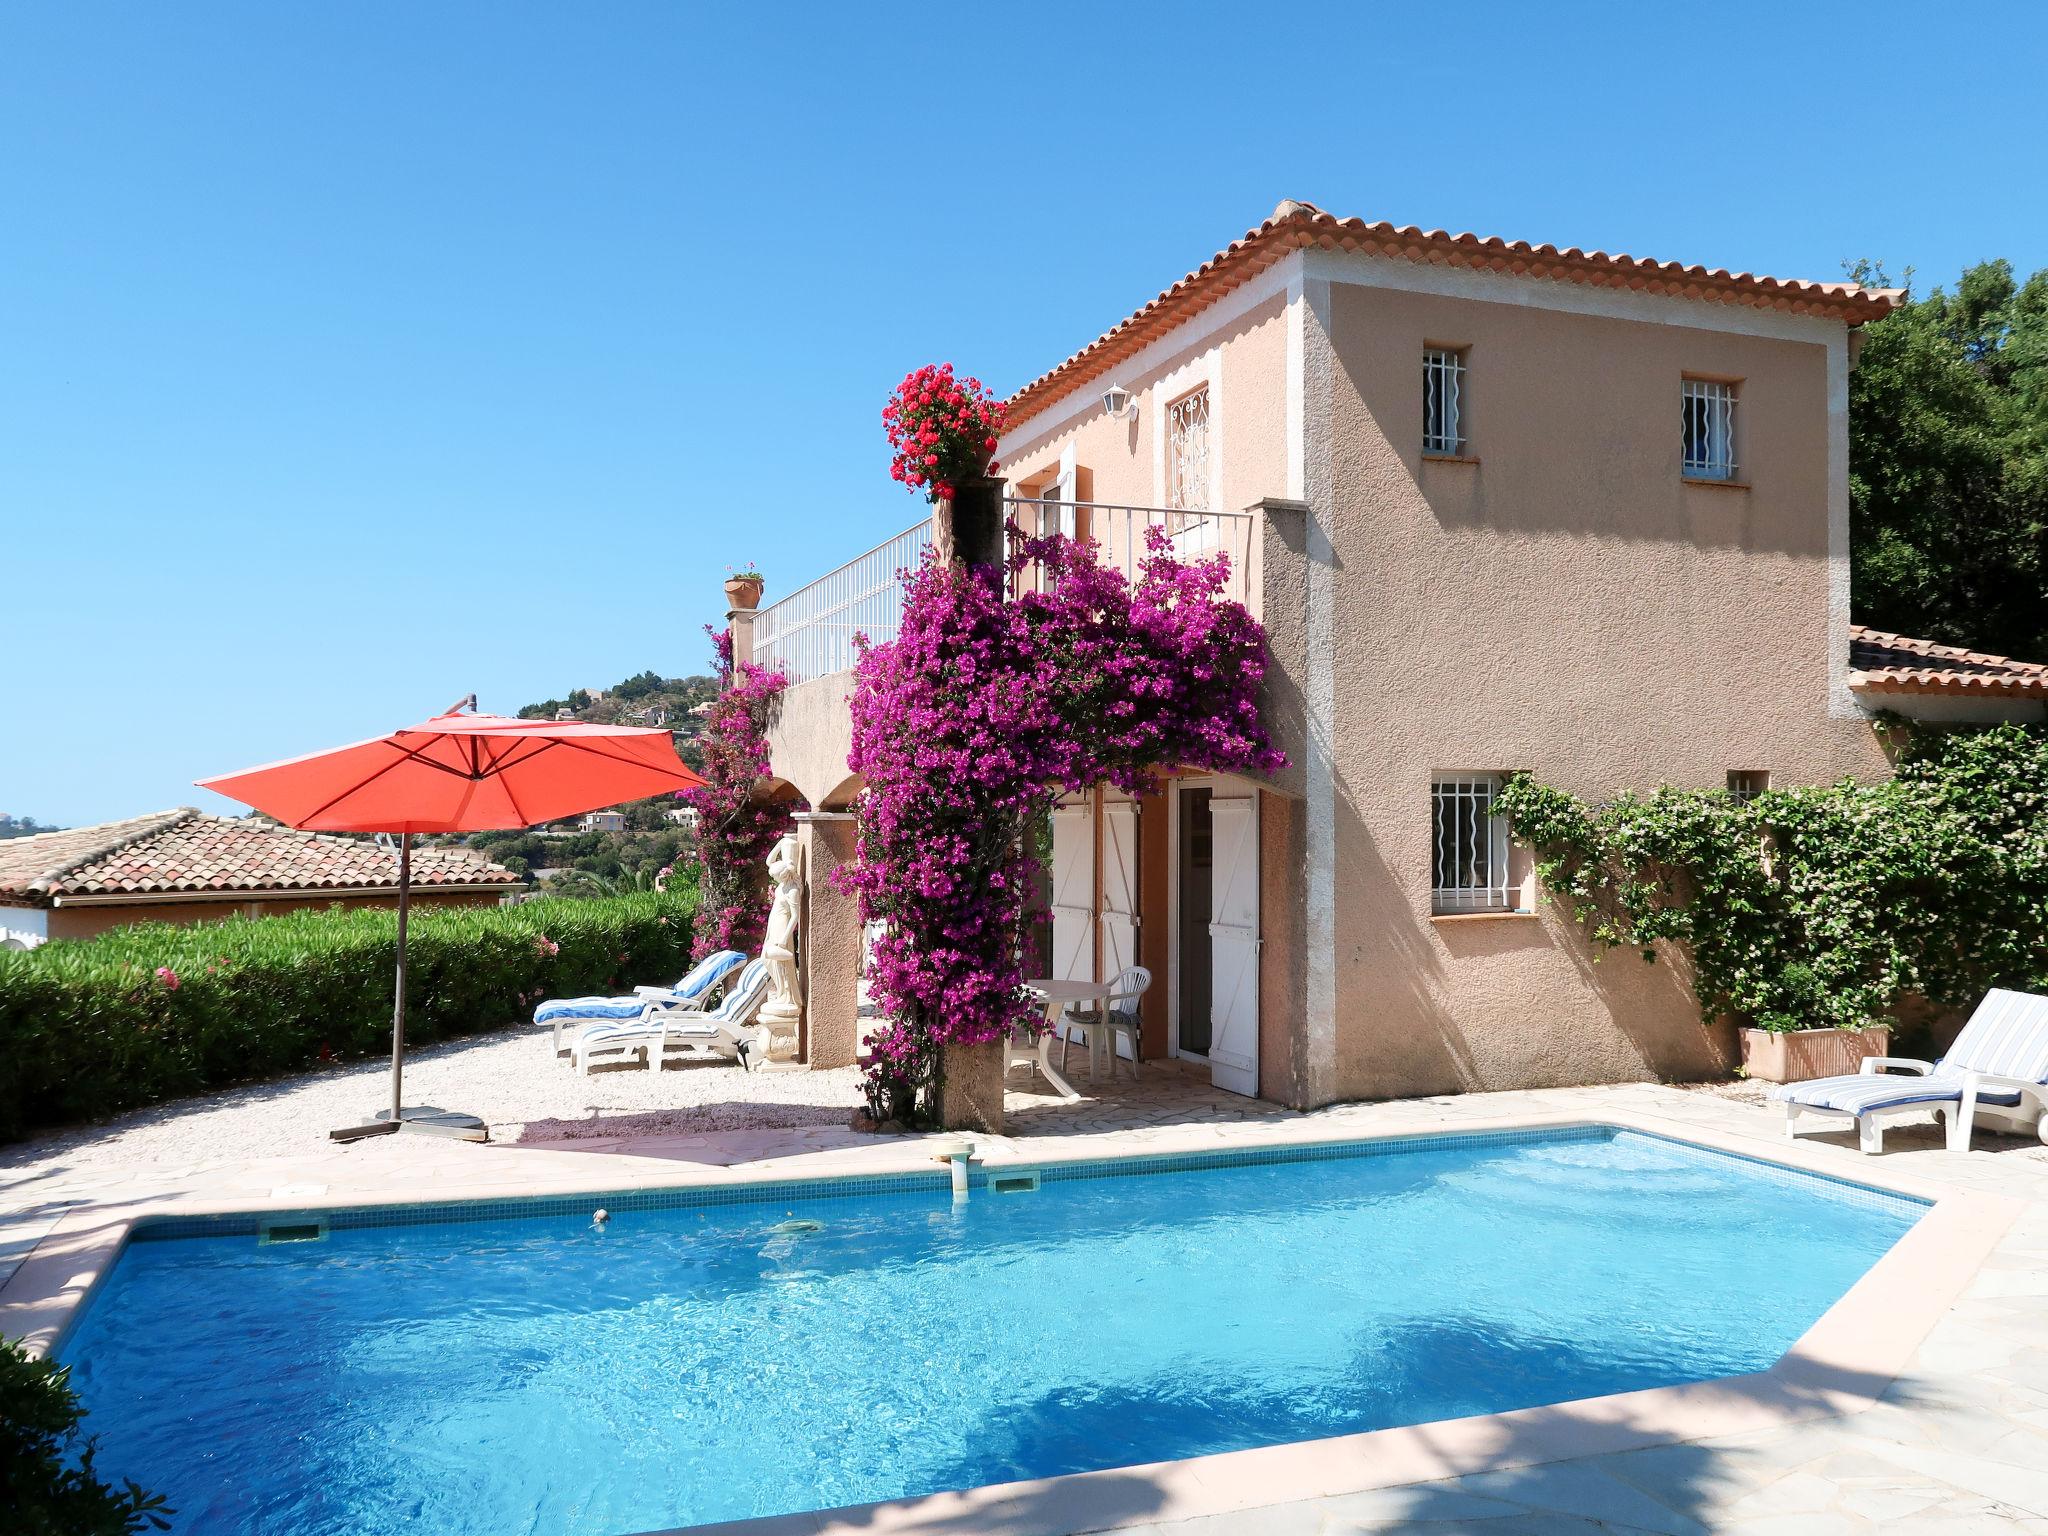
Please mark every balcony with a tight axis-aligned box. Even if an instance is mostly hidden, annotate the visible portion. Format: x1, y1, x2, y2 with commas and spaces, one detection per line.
753, 499, 1258, 685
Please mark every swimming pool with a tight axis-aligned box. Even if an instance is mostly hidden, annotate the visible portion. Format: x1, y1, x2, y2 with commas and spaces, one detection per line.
58, 1126, 1922, 1535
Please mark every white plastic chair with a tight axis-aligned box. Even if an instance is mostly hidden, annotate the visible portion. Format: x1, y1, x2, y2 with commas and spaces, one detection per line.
1060, 965, 1152, 1081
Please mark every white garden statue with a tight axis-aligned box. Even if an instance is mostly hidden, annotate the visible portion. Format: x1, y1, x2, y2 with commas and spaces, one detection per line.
759, 832, 804, 1040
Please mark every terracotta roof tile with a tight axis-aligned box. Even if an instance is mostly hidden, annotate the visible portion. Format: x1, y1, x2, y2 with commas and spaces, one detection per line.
0, 809, 522, 906
1848, 626, 2048, 699
1005, 200, 1905, 430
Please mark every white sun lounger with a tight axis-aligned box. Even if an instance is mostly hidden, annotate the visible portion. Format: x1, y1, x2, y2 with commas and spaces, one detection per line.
1776, 988, 2048, 1153
572, 959, 774, 1074
533, 949, 747, 1052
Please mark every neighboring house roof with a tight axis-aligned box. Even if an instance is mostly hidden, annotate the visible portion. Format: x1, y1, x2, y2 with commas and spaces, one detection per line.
1849, 626, 2048, 700
1005, 200, 1905, 431
0, 808, 523, 907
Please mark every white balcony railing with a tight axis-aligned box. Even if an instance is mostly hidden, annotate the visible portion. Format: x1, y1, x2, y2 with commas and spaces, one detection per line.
751, 519, 932, 685
1005, 498, 1254, 607
754, 499, 1258, 685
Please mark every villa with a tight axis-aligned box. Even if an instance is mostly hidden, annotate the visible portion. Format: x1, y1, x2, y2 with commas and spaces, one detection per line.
9, 201, 2048, 1536
746, 201, 2046, 1110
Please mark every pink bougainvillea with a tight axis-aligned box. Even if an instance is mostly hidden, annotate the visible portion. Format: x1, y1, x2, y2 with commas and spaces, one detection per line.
838, 524, 1284, 1123
684, 629, 802, 960
882, 363, 1005, 503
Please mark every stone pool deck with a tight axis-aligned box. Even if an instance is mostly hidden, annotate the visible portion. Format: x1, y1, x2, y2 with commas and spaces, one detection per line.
4, 1046, 2047, 1534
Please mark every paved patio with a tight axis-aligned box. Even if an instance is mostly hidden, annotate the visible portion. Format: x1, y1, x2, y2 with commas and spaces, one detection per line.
5, 1039, 2048, 1534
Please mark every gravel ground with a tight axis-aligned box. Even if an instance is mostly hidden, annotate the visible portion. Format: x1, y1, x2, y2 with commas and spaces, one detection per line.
1675, 1076, 1775, 1107
1, 1024, 867, 1196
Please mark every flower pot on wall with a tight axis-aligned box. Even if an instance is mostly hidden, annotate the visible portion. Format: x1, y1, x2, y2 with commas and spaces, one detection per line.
724, 576, 764, 611
1740, 1025, 1891, 1084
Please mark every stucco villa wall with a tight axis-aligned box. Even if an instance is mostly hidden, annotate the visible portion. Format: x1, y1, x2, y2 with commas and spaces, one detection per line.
764, 670, 861, 810
1315, 279, 1891, 1103
42, 887, 507, 941
999, 292, 1292, 528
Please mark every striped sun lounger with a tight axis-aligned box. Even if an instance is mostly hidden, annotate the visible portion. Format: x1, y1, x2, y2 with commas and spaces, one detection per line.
1776, 988, 2048, 1154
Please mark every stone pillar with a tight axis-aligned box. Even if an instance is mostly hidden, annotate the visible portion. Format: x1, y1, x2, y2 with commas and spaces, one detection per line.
931, 476, 1006, 569
933, 1039, 1005, 1133
794, 813, 862, 1069
726, 605, 756, 669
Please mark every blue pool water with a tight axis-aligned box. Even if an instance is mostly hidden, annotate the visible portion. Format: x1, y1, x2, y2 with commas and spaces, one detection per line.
59, 1127, 1920, 1535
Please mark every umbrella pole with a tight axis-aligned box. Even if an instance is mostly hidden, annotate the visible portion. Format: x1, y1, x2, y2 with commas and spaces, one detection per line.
390, 832, 410, 1125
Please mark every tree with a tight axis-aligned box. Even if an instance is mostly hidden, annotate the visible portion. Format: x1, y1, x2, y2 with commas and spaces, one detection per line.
1850, 259, 2048, 662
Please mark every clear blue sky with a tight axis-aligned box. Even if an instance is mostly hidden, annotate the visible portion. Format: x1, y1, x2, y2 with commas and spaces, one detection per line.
5, 3, 2045, 827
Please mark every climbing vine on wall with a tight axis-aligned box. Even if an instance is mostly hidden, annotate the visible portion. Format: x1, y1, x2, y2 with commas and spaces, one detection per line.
682, 629, 798, 961
1495, 724, 2048, 1035
839, 526, 1285, 1125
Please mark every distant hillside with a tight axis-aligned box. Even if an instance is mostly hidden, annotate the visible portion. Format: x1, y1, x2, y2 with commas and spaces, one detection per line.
0, 815, 63, 841
517, 668, 720, 772
456, 668, 725, 892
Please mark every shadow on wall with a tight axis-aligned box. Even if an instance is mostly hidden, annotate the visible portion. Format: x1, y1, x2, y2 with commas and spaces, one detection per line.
1330, 766, 1478, 1101
1522, 912, 1734, 1084
1329, 765, 1728, 1102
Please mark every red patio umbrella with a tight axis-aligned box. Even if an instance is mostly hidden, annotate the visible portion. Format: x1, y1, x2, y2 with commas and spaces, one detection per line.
199, 697, 706, 1142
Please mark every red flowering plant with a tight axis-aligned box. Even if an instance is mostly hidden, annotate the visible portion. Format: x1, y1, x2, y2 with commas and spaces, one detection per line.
683, 629, 805, 960
837, 524, 1283, 1125
883, 363, 1005, 502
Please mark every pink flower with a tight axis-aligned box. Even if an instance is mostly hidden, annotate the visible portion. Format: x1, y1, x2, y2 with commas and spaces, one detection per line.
155, 967, 179, 990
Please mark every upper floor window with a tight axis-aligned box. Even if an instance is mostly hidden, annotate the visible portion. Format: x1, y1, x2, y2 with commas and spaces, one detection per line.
1423, 346, 1467, 455
1432, 774, 1511, 912
1167, 385, 1211, 514
1682, 377, 1738, 481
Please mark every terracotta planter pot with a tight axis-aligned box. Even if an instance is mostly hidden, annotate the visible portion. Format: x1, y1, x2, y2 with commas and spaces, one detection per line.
724, 576, 764, 611
1740, 1025, 1891, 1084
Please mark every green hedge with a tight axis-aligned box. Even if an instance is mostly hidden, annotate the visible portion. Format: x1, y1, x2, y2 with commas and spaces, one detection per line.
1, 1336, 169, 1534
1497, 723, 2048, 1036
0, 891, 696, 1142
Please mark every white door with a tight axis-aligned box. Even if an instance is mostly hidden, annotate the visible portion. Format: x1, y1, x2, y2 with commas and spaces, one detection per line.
1032, 470, 1076, 593
1207, 794, 1259, 1097
1099, 799, 1139, 1061
1049, 801, 1095, 985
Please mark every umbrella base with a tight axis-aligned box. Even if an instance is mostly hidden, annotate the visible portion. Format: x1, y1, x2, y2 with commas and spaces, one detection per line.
328, 1106, 490, 1143
328, 1120, 402, 1143
378, 1105, 490, 1142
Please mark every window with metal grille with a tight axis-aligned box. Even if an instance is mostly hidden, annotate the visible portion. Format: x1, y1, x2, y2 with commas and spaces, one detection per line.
1167, 386, 1211, 514
1432, 775, 1511, 912
1423, 347, 1466, 455
1682, 377, 1737, 480
1727, 769, 1770, 803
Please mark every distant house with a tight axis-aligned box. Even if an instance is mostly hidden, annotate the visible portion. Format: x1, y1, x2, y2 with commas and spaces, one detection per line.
581, 810, 628, 832
554, 707, 577, 721
689, 701, 716, 718
0, 809, 523, 943
1846, 627, 2048, 723
666, 806, 700, 830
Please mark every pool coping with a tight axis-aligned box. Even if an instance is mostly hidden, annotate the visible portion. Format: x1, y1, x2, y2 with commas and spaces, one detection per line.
0, 1106, 2022, 1536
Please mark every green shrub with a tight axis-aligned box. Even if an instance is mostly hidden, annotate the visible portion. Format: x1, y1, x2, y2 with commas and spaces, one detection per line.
1498, 723, 2048, 1034
0, 1336, 169, 1534
0, 890, 695, 1141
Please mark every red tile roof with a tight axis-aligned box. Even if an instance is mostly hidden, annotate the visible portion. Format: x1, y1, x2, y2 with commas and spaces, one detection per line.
0, 809, 523, 906
1849, 627, 2048, 700
1005, 200, 1905, 431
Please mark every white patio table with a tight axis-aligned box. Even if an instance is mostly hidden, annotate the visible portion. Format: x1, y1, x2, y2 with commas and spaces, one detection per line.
1015, 977, 1119, 1099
